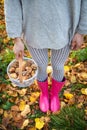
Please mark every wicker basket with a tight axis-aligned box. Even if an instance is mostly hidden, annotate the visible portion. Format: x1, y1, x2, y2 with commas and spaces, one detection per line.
7, 57, 38, 87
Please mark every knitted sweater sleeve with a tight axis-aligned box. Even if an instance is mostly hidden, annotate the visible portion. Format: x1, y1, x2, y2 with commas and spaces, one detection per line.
76, 0, 87, 34
4, 0, 23, 38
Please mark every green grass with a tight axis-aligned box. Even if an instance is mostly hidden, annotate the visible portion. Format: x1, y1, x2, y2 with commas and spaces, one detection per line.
49, 106, 87, 130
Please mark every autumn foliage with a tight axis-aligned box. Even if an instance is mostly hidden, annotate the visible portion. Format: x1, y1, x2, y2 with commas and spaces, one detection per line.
0, 1, 87, 130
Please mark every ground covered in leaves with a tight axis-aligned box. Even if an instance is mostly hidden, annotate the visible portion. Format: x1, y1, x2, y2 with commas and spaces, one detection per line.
0, 1, 87, 130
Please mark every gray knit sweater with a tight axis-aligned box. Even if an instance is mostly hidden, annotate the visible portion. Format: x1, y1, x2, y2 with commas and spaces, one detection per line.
4, 0, 87, 49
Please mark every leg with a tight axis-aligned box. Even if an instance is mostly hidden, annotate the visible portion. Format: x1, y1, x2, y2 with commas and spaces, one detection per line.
27, 45, 49, 112
50, 44, 70, 112
51, 44, 70, 81
28, 46, 48, 81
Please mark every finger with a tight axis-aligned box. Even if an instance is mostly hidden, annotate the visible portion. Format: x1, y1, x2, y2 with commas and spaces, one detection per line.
21, 51, 24, 58
71, 41, 76, 50
17, 51, 24, 60
75, 43, 82, 50
15, 53, 19, 60
19, 51, 24, 59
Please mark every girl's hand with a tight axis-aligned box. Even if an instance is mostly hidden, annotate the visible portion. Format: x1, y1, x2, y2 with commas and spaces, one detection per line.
71, 33, 83, 50
13, 37, 24, 60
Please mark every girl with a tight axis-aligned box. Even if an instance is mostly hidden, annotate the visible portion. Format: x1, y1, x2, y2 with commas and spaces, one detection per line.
4, 0, 87, 112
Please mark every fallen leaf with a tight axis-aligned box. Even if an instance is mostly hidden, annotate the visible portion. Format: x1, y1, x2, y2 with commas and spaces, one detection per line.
74, 63, 81, 67
11, 105, 20, 111
2, 117, 10, 127
21, 105, 31, 117
64, 99, 68, 103
13, 118, 24, 128
28, 127, 36, 130
61, 101, 66, 109
17, 88, 27, 96
35, 118, 45, 130
0, 109, 3, 115
77, 103, 83, 109
19, 100, 26, 111
80, 72, 87, 79
77, 95, 85, 103
3, 111, 8, 118
14, 113, 23, 122
47, 66, 52, 74
44, 117, 50, 123
7, 90, 18, 97
68, 97, 75, 105
85, 109, 87, 115
21, 119, 29, 129
3, 111, 12, 119
0, 125, 6, 130
81, 88, 87, 95
65, 80, 71, 86
30, 92, 40, 103
64, 65, 70, 72
70, 75, 77, 83
64, 93, 74, 100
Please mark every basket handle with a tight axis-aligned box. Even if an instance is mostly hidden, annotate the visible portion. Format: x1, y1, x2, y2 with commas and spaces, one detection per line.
18, 52, 23, 83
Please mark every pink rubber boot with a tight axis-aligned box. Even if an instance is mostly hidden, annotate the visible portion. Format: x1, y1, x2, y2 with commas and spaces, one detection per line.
37, 80, 49, 112
50, 78, 65, 112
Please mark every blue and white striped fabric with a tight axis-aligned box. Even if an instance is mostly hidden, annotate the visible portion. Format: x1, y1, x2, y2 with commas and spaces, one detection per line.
27, 44, 70, 81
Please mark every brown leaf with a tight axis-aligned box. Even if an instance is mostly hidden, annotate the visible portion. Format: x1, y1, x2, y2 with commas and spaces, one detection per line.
0, 108, 3, 115
17, 88, 27, 96
7, 90, 18, 97
13, 113, 23, 122
68, 97, 75, 105
13, 119, 24, 128
77, 95, 85, 103
11, 105, 20, 111
0, 125, 7, 130
2, 117, 10, 127
61, 101, 66, 109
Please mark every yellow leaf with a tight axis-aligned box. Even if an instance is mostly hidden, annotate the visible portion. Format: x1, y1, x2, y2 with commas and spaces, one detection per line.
64, 93, 74, 100
21, 105, 30, 117
74, 63, 80, 67
81, 88, 87, 95
64, 66, 70, 72
30, 92, 40, 103
17, 89, 27, 96
35, 118, 45, 130
4, 111, 8, 118
3, 38, 9, 44
1, 0, 4, 4
80, 72, 87, 79
19, 101, 26, 111
7, 37, 11, 41
4, 111, 12, 119
77, 103, 83, 108
85, 109, 87, 115
70, 75, 76, 83
21, 119, 29, 129
29, 127, 36, 130
47, 66, 52, 74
